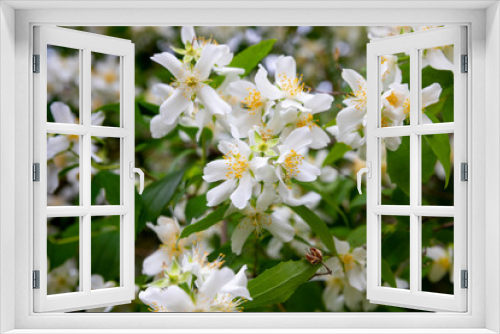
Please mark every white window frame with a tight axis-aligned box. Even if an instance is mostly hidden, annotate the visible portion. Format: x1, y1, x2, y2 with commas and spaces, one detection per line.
0, 1, 499, 333
33, 25, 136, 312
365, 26, 468, 312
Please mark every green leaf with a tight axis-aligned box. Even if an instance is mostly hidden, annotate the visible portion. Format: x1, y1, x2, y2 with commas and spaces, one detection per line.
347, 225, 367, 249
381, 259, 397, 288
185, 194, 208, 224
322, 142, 350, 167
91, 216, 121, 281
290, 206, 336, 254
243, 260, 321, 309
229, 39, 276, 77
386, 136, 410, 197
180, 204, 229, 239
91, 171, 121, 205
421, 134, 438, 184
139, 169, 185, 224
211, 39, 276, 87
422, 123, 451, 187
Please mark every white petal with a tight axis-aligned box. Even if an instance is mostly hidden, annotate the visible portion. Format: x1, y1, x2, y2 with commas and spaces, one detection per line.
304, 94, 334, 113
426, 246, 447, 261
160, 89, 192, 125
256, 184, 277, 212
206, 179, 237, 207
337, 106, 365, 135
152, 83, 175, 101
346, 265, 367, 291
266, 237, 284, 259
140, 286, 195, 312
219, 265, 252, 300
151, 52, 184, 79
249, 157, 268, 172
50, 102, 76, 124
275, 55, 296, 84
90, 111, 105, 126
266, 213, 295, 242
309, 126, 331, 150
198, 84, 231, 115
142, 249, 171, 276
426, 48, 454, 71
283, 127, 313, 151
203, 159, 229, 183
352, 247, 367, 266
384, 136, 402, 151
47, 163, 59, 194
255, 65, 283, 100
194, 43, 221, 79
226, 80, 257, 101
428, 262, 448, 283
334, 237, 350, 255
181, 26, 197, 46
47, 136, 70, 160
231, 221, 255, 255
150, 115, 177, 138
215, 44, 233, 67
295, 160, 320, 182
422, 83, 442, 108
200, 267, 236, 300
342, 69, 366, 93
230, 173, 254, 209
323, 287, 345, 311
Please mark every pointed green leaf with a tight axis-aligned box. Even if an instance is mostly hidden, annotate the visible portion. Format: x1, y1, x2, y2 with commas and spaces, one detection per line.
322, 142, 350, 167
180, 204, 229, 239
243, 260, 321, 309
290, 205, 336, 254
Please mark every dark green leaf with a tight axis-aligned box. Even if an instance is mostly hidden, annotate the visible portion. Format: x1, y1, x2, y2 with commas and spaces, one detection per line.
422, 121, 451, 187
139, 169, 185, 224
243, 260, 320, 309
322, 142, 350, 167
185, 194, 208, 224
347, 225, 366, 249
180, 204, 229, 239
381, 259, 397, 288
290, 206, 336, 254
91, 171, 121, 205
386, 136, 410, 197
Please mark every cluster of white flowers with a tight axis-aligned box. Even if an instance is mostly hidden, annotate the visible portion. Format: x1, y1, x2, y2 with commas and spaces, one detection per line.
150, 27, 335, 256
139, 216, 251, 312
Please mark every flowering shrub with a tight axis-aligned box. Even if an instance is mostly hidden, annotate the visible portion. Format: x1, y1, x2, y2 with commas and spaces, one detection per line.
46, 26, 456, 312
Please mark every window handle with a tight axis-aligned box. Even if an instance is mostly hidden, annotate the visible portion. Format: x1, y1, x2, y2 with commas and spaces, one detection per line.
129, 162, 144, 195
357, 162, 371, 195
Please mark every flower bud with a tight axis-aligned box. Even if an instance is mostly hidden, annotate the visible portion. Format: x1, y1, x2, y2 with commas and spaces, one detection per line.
305, 247, 323, 265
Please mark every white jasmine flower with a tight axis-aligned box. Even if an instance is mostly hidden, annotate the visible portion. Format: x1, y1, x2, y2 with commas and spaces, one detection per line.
203, 139, 268, 209
139, 265, 251, 312
380, 55, 402, 90
425, 245, 453, 283
47, 259, 79, 295
334, 237, 367, 291
151, 43, 231, 130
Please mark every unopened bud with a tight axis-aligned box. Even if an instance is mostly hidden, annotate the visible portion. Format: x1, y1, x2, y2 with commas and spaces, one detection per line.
305, 247, 323, 265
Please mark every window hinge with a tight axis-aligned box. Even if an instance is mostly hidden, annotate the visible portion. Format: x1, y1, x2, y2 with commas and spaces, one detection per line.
33, 270, 40, 289
461, 162, 468, 181
33, 54, 40, 73
461, 270, 468, 289
33, 163, 40, 182
461, 54, 468, 73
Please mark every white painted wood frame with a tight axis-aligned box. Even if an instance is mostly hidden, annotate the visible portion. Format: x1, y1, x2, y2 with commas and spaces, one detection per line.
32, 26, 135, 312
366, 26, 467, 312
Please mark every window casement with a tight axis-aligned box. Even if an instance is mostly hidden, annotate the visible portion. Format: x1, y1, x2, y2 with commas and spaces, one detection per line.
33, 26, 138, 312
361, 26, 468, 312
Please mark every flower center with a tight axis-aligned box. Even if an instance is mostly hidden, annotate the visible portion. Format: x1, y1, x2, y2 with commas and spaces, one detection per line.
241, 211, 272, 237
340, 253, 355, 271
175, 68, 204, 100
438, 257, 450, 270
278, 73, 310, 98
284, 149, 304, 180
223, 150, 249, 179
103, 71, 117, 84
296, 113, 317, 129
403, 98, 411, 117
242, 88, 263, 114
349, 84, 367, 111
386, 91, 399, 106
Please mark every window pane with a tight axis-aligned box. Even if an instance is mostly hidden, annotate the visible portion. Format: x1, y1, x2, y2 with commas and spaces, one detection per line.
420, 45, 454, 124
382, 136, 410, 205
91, 215, 121, 289
381, 215, 410, 289
380, 52, 410, 128
421, 216, 454, 294
47, 216, 80, 295
47, 134, 81, 206
90, 137, 121, 205
91, 53, 121, 127
421, 134, 454, 206
47, 45, 80, 124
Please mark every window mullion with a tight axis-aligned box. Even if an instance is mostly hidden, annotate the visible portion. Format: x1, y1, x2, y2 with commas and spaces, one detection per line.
81, 47, 92, 294
409, 47, 420, 294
